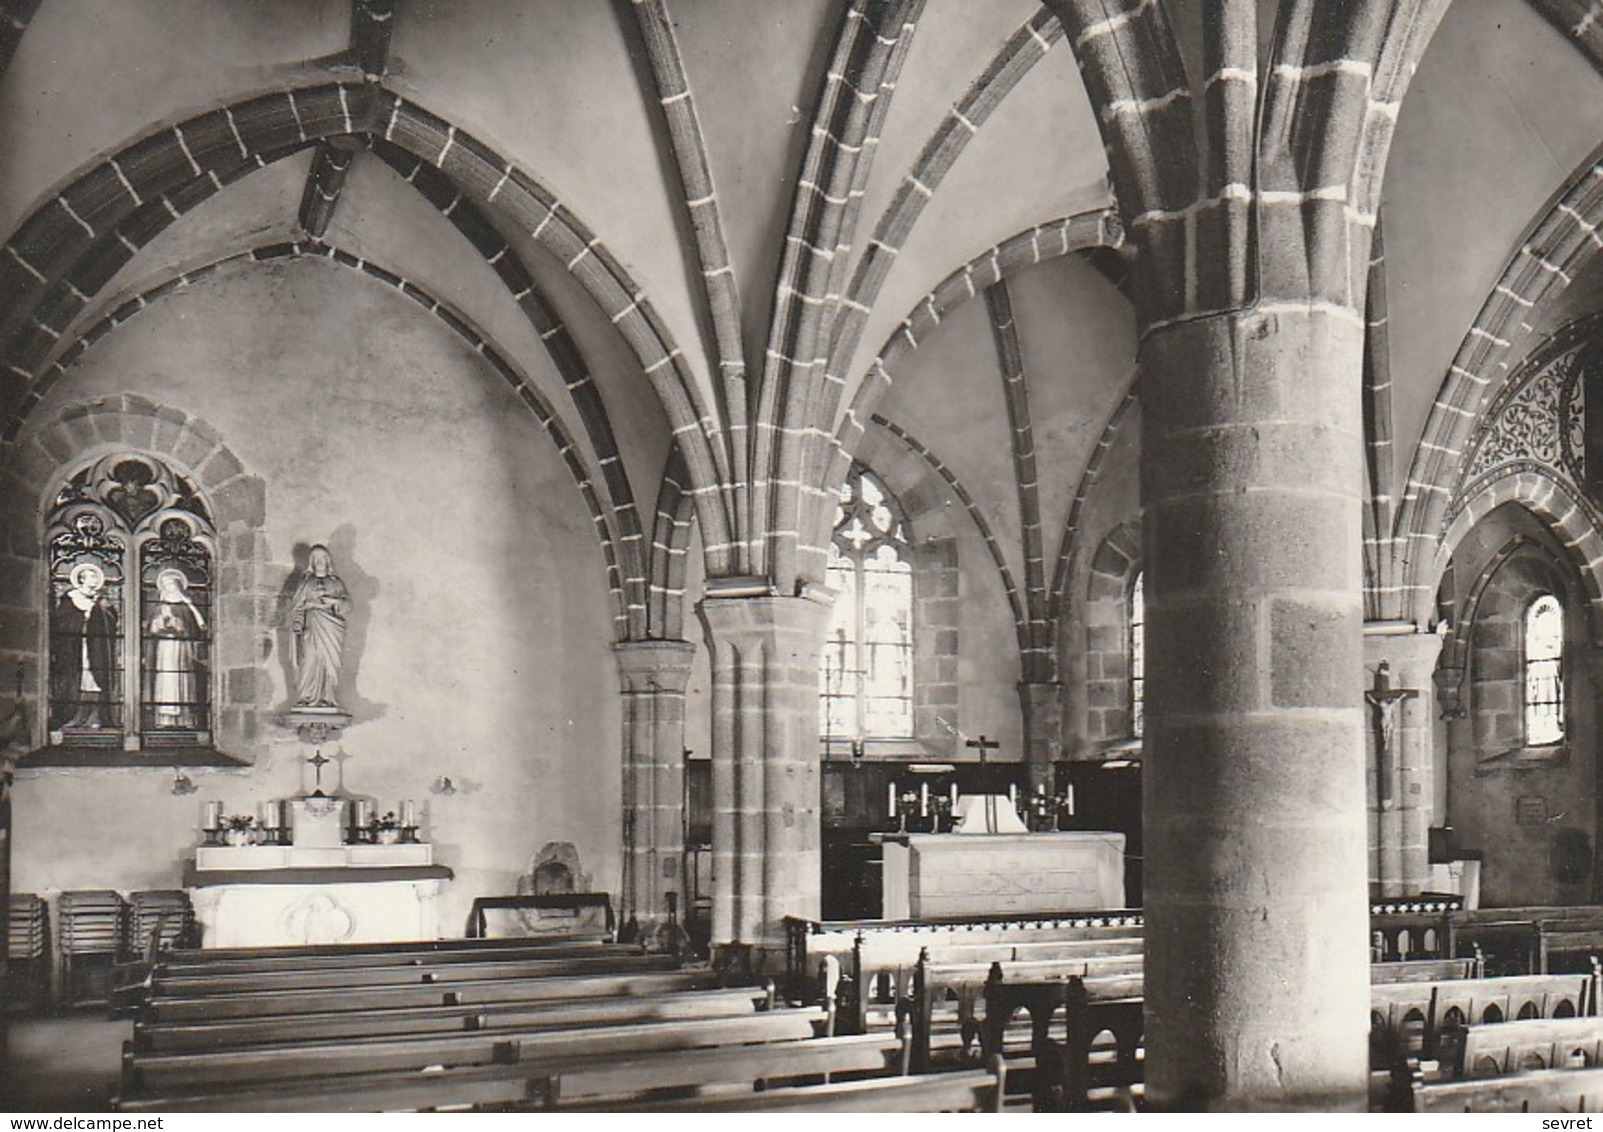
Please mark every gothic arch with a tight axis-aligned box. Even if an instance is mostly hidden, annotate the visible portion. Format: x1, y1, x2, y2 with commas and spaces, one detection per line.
0, 83, 736, 571
0, 395, 267, 756
1393, 144, 1603, 625
1436, 473, 1603, 648
819, 209, 1125, 574
17, 241, 639, 641
1084, 518, 1143, 747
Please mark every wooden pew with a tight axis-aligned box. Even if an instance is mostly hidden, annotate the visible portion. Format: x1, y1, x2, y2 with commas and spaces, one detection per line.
906, 952, 1143, 1073
1370, 955, 1482, 984
619, 1060, 1007, 1113
785, 911, 1142, 1015
851, 930, 1143, 1034
148, 934, 614, 973
132, 984, 776, 1053
1457, 1015, 1603, 1078
117, 1032, 909, 1113
143, 948, 678, 996
1371, 970, 1596, 1079
1448, 906, 1603, 975
122, 1006, 830, 1093
1413, 1065, 1603, 1112
136, 966, 733, 1023
979, 972, 1143, 1112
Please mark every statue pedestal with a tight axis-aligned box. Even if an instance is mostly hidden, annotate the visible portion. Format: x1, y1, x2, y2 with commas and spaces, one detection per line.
282, 705, 352, 744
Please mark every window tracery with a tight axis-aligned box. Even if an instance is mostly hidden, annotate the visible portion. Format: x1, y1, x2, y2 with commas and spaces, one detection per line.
45, 454, 215, 749
820, 465, 914, 740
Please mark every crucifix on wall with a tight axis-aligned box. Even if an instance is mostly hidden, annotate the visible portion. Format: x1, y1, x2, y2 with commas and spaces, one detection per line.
1366, 662, 1417, 811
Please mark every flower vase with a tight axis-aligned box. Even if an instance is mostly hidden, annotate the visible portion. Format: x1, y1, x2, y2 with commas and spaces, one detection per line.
224, 829, 251, 847
376, 828, 399, 846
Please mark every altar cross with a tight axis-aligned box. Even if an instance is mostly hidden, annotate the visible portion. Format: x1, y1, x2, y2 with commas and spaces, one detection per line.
964, 735, 999, 762
306, 749, 330, 797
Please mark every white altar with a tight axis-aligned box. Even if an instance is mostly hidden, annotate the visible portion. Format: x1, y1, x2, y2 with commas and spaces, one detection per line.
186, 798, 450, 948
880, 828, 1126, 919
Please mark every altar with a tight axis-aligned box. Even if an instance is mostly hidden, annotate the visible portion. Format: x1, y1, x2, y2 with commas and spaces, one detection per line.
880, 831, 1126, 919
185, 797, 451, 948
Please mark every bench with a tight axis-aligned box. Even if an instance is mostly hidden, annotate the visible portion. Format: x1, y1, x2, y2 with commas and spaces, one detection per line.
131, 983, 776, 1053
117, 1031, 908, 1113
1370, 955, 1482, 984
619, 1060, 1007, 1113
121, 1006, 830, 1093
979, 973, 1143, 1112
1449, 906, 1603, 975
905, 952, 1143, 1073
1371, 970, 1596, 1082
1457, 1015, 1603, 1078
141, 948, 678, 996
785, 911, 1142, 1009
849, 929, 1143, 1033
1413, 1065, 1603, 1112
135, 966, 734, 1023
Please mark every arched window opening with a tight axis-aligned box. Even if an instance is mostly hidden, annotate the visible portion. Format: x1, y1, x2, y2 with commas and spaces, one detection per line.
820, 465, 913, 740
1129, 571, 1145, 738
46, 454, 215, 749
1524, 593, 1565, 746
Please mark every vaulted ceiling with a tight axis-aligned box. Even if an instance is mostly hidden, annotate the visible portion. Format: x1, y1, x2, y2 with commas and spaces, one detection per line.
2, 0, 1602, 637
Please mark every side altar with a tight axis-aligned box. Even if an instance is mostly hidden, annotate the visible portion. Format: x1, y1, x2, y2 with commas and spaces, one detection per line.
186, 795, 452, 948
877, 795, 1125, 919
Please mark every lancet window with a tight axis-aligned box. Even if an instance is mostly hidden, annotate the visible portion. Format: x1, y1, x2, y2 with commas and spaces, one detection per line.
1130, 570, 1145, 739
1523, 592, 1565, 746
45, 454, 215, 749
820, 465, 914, 741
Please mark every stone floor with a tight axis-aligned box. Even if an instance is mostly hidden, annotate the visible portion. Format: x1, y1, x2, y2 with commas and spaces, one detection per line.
1, 1013, 129, 1112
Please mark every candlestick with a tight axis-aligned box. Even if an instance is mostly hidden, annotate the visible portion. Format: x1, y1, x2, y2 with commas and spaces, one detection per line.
1065, 784, 1075, 816
949, 783, 958, 807
920, 783, 928, 817
888, 782, 896, 815
204, 801, 222, 831
403, 799, 416, 827
1008, 783, 1017, 806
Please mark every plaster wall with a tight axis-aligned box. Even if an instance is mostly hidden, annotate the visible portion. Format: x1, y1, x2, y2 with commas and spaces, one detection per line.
671, 0, 840, 363
850, 49, 1110, 399
10, 258, 623, 936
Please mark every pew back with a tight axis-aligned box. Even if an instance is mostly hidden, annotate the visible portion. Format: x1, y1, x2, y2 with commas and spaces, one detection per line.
1459, 1015, 1603, 1078
123, 1008, 829, 1091
1414, 1065, 1603, 1113
118, 1032, 910, 1113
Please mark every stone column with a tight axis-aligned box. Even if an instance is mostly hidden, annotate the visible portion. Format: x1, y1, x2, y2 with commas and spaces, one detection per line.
1142, 308, 1369, 1110
695, 593, 831, 954
613, 639, 697, 947
1364, 626, 1444, 898
1018, 681, 1064, 791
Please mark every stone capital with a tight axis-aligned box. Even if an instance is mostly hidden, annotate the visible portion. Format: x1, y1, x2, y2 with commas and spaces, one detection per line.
1362, 624, 1446, 679
612, 639, 697, 695
696, 591, 833, 641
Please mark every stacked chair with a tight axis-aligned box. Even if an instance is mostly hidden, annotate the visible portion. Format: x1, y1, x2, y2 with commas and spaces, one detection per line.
5, 892, 51, 1012
55, 889, 127, 1006
127, 891, 194, 959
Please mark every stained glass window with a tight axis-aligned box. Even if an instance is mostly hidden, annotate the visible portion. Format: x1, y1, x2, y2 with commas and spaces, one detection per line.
45, 454, 214, 749
1130, 570, 1145, 738
820, 466, 913, 740
1524, 593, 1564, 746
